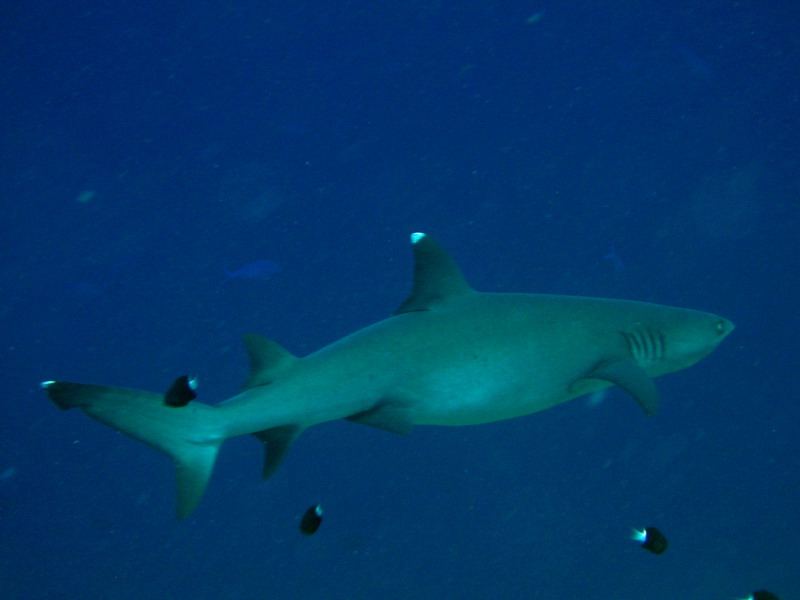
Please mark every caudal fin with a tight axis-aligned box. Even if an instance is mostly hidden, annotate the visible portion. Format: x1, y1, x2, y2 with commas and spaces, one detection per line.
41, 380, 223, 519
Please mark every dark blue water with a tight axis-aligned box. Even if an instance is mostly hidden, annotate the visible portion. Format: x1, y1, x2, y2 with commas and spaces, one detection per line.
2, 2, 797, 599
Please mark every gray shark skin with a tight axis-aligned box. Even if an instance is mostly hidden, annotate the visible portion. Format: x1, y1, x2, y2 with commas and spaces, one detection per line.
42, 233, 734, 518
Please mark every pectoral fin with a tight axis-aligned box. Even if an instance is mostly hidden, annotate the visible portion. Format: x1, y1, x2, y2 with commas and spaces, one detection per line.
583, 360, 660, 417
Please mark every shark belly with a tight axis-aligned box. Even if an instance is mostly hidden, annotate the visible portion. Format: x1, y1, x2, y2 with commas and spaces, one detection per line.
297, 298, 608, 427
395, 335, 598, 426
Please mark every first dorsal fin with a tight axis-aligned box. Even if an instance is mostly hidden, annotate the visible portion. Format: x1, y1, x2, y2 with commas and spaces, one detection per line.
395, 232, 474, 314
241, 333, 298, 390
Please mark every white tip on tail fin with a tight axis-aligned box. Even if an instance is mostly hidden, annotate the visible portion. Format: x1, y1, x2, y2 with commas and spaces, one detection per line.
41, 380, 223, 519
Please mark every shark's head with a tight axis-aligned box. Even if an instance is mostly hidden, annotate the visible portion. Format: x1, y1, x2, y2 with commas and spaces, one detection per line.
666, 309, 734, 367
624, 307, 735, 377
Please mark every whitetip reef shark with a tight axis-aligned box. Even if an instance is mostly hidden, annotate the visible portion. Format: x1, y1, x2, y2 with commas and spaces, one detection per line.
42, 233, 734, 518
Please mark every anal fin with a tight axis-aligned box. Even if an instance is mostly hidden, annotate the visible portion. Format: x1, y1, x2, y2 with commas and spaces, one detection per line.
252, 426, 302, 480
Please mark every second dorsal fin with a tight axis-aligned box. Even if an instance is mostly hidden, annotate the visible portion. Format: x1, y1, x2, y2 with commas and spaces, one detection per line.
395, 233, 474, 314
241, 333, 298, 390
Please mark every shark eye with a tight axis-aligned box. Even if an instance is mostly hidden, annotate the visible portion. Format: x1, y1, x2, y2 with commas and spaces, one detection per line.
715, 320, 727, 334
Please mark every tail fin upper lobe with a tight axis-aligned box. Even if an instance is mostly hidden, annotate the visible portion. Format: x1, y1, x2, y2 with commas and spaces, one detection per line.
42, 381, 223, 519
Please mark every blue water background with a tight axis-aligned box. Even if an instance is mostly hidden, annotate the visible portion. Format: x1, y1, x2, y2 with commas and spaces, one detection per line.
1, 2, 798, 599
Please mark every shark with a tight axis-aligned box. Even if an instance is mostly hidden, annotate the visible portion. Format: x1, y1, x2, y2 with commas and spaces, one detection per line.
42, 233, 734, 518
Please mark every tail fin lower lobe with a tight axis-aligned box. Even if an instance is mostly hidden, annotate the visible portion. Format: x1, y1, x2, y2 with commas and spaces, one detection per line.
42, 381, 222, 519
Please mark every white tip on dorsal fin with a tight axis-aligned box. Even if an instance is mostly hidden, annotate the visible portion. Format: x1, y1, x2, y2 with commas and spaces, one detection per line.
395, 232, 474, 314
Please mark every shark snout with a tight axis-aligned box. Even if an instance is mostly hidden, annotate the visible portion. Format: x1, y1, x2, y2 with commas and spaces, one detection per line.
716, 316, 735, 340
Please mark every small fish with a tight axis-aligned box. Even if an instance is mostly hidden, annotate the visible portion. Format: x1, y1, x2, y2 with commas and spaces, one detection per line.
676, 45, 715, 80
742, 591, 780, 600
224, 259, 280, 281
164, 376, 198, 407
603, 246, 625, 275
631, 526, 668, 554
299, 504, 323, 535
